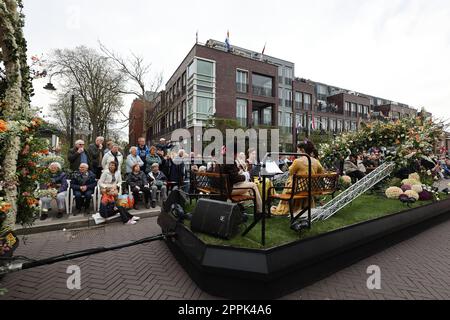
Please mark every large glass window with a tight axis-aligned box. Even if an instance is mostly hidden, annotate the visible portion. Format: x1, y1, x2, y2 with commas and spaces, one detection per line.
285, 67, 293, 85
286, 113, 292, 129
329, 119, 336, 131
304, 94, 312, 110
252, 110, 259, 126
197, 59, 214, 76
351, 103, 357, 117
252, 73, 273, 97
295, 92, 302, 109
197, 97, 213, 114
188, 61, 196, 79
236, 70, 248, 93
278, 88, 284, 107
351, 121, 357, 131
236, 99, 247, 126
263, 107, 272, 126
285, 89, 292, 110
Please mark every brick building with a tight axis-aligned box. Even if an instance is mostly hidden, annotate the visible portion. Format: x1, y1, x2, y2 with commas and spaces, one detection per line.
130, 39, 427, 150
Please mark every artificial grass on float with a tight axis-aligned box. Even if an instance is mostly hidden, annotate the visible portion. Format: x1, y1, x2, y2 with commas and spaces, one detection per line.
183, 193, 448, 249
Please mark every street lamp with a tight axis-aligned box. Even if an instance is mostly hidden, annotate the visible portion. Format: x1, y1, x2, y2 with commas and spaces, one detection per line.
43, 79, 76, 147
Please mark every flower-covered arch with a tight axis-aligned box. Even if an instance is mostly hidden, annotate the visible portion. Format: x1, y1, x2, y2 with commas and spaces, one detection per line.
319, 114, 444, 170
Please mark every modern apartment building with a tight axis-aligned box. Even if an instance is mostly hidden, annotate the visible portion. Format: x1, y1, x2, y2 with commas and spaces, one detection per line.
133, 39, 425, 151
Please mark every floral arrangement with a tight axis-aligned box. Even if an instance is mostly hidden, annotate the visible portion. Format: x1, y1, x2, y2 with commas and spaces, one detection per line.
319, 115, 444, 170
35, 188, 58, 199
411, 185, 423, 194
401, 184, 412, 192
402, 179, 421, 186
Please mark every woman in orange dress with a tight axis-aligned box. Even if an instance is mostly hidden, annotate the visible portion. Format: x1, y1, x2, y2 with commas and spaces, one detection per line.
271, 142, 324, 216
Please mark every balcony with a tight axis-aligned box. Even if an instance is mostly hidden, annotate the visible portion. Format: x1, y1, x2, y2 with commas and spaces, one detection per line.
236, 82, 248, 93
252, 86, 273, 97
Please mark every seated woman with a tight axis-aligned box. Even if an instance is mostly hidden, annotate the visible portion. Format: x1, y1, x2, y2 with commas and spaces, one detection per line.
99, 161, 122, 190
99, 186, 140, 225
271, 142, 324, 216
40, 162, 68, 220
126, 164, 151, 209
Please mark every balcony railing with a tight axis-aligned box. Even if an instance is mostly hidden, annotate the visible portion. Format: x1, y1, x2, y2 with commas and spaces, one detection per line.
252, 86, 273, 97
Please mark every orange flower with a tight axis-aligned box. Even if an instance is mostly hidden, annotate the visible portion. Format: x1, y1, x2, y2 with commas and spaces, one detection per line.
0, 120, 8, 132
40, 149, 49, 155
1, 203, 12, 212
26, 198, 39, 206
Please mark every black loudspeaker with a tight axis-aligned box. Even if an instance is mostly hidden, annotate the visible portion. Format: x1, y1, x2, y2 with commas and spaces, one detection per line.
191, 199, 242, 240
163, 188, 187, 213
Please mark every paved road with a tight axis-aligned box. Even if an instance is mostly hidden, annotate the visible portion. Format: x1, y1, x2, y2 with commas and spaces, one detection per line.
1, 215, 450, 300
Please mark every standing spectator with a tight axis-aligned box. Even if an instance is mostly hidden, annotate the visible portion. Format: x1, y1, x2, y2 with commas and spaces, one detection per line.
68, 140, 91, 172
88, 136, 105, 179
148, 163, 168, 208
99, 161, 122, 189
71, 163, 97, 214
103, 140, 114, 155
102, 144, 124, 172
156, 138, 174, 156
168, 150, 186, 189
99, 186, 139, 225
126, 146, 144, 175
39, 162, 68, 220
136, 137, 149, 172
127, 164, 151, 209
145, 146, 162, 173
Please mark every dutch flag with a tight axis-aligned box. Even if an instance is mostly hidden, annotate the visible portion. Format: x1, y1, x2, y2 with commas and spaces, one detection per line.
225, 30, 231, 52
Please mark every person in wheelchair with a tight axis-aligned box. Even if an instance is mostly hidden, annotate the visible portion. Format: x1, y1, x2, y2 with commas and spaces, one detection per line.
127, 164, 151, 210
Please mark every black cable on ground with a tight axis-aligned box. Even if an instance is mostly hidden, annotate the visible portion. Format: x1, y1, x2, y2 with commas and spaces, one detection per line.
0, 232, 176, 275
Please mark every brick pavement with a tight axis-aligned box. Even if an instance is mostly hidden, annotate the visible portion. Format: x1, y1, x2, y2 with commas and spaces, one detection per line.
1, 215, 450, 300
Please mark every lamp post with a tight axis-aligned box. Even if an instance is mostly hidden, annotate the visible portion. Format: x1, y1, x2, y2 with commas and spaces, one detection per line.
44, 79, 76, 147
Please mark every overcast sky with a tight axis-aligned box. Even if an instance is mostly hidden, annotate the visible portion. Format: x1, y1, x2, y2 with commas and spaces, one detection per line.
24, 0, 450, 128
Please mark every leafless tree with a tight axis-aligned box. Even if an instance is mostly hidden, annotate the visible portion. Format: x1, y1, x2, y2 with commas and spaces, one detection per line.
48, 46, 125, 140
99, 41, 163, 102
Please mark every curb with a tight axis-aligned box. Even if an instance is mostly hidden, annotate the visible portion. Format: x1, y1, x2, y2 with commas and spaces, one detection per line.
14, 209, 161, 236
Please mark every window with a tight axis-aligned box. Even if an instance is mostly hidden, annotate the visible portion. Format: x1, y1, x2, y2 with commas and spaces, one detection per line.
304, 94, 312, 110
278, 88, 284, 107
188, 61, 196, 79
236, 70, 248, 93
351, 121, 357, 131
263, 107, 272, 126
285, 67, 293, 85
329, 119, 336, 131
278, 111, 283, 126
358, 104, 363, 115
286, 113, 292, 129
278, 67, 283, 83
317, 84, 328, 100
236, 99, 247, 126
344, 120, 351, 131
252, 73, 273, 97
295, 92, 302, 109
337, 119, 343, 132
197, 59, 214, 76
252, 110, 259, 126
197, 97, 213, 114
321, 117, 328, 131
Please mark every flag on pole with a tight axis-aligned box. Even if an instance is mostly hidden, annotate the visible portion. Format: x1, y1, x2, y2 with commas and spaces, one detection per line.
225, 30, 231, 52
311, 112, 316, 130
196, 30, 198, 44
261, 42, 266, 61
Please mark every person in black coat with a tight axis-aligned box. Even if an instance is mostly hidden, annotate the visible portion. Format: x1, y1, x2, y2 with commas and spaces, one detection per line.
68, 140, 91, 172
126, 164, 151, 209
70, 163, 97, 214
87, 136, 104, 179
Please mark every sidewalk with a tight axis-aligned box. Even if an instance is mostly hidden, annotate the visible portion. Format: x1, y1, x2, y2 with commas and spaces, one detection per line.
14, 206, 161, 235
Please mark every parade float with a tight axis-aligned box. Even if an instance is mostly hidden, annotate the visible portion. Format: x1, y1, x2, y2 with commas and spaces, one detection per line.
158, 115, 450, 299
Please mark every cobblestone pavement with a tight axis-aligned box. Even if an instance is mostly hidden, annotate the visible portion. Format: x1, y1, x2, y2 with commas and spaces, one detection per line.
1, 215, 450, 300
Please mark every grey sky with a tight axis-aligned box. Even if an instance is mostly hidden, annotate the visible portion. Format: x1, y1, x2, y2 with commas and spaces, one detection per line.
24, 0, 450, 127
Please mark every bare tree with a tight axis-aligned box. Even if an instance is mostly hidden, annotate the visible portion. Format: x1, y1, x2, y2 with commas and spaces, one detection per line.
99, 41, 163, 102
48, 46, 125, 140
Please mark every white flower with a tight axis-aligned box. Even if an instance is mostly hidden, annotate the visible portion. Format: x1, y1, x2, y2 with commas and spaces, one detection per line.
427, 170, 432, 176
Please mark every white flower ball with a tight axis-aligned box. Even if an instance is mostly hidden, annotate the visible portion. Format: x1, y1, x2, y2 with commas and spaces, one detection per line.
411, 185, 423, 194
408, 173, 421, 182
385, 187, 404, 199
405, 190, 420, 201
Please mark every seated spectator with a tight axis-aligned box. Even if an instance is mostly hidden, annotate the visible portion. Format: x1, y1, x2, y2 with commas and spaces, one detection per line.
102, 143, 124, 172
39, 162, 68, 220
126, 146, 144, 175
148, 163, 168, 208
71, 163, 97, 214
344, 154, 366, 182
145, 146, 162, 174
99, 161, 122, 189
99, 186, 139, 225
127, 164, 151, 209
68, 140, 91, 172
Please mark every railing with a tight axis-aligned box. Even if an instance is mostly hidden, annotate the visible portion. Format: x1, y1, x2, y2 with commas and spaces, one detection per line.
252, 86, 273, 97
